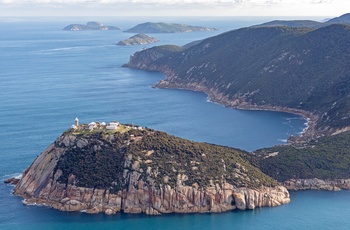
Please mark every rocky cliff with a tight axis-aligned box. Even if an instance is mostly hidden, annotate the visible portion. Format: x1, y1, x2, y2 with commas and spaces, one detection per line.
13, 122, 290, 215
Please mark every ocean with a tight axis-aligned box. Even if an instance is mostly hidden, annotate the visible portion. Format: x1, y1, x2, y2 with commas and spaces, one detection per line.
1, 17, 349, 229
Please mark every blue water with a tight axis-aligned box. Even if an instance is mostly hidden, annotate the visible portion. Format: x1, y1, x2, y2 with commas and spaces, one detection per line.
1, 17, 349, 229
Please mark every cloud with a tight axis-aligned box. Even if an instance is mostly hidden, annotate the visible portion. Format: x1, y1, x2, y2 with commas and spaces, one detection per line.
0, 0, 339, 6
1, 0, 349, 17
0, 0, 243, 3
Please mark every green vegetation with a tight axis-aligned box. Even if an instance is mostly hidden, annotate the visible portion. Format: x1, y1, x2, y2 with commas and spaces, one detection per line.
54, 126, 278, 193
246, 131, 350, 182
253, 13, 350, 28
253, 20, 322, 28
55, 132, 127, 191
124, 22, 217, 33
116, 34, 159, 46
63, 21, 121, 31
127, 24, 350, 133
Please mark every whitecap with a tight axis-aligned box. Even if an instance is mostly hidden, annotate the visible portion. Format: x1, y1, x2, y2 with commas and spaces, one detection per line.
22, 200, 48, 207
34, 46, 91, 54
2, 172, 22, 180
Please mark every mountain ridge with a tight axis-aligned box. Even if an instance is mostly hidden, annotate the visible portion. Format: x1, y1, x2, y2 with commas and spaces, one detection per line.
124, 23, 350, 140
253, 12, 350, 28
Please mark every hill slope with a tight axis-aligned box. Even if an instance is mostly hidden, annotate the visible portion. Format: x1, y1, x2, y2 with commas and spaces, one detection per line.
116, 34, 159, 46
325, 13, 350, 24
254, 20, 322, 28
125, 24, 350, 138
253, 13, 350, 28
246, 131, 350, 190
249, 131, 350, 182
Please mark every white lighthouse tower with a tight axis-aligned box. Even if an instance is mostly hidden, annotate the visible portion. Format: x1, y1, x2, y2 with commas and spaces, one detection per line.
75, 117, 79, 127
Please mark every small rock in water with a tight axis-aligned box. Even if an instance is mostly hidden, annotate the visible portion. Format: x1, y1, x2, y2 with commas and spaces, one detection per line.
4, 177, 20, 185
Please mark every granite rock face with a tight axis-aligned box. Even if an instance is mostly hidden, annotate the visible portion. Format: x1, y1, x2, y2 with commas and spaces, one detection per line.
284, 178, 350, 191
13, 128, 290, 215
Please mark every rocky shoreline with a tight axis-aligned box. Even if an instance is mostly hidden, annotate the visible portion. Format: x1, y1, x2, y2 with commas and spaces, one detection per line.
154, 76, 318, 144
284, 178, 350, 191
124, 55, 319, 143
7, 175, 350, 215
8, 129, 291, 215
14, 179, 290, 215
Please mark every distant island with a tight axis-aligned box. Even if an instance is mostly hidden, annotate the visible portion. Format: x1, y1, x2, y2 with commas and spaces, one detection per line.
63, 21, 121, 31
116, 34, 159, 46
124, 22, 218, 33
10, 119, 289, 215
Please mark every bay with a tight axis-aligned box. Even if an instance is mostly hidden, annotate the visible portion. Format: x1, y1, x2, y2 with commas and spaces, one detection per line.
0, 17, 348, 230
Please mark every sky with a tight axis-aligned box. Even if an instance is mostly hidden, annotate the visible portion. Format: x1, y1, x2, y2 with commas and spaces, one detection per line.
0, 0, 350, 18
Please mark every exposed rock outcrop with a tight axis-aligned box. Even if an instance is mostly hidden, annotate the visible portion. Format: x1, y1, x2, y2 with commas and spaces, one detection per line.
4, 177, 20, 185
284, 178, 350, 191
13, 124, 290, 215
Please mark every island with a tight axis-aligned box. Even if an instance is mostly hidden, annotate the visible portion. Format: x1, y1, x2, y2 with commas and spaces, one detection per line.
11, 119, 289, 215
116, 34, 159, 46
124, 22, 218, 33
63, 21, 121, 31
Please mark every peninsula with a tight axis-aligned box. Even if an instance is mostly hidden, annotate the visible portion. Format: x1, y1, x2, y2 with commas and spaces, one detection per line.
11, 120, 289, 215
124, 19, 350, 141
123, 13, 350, 192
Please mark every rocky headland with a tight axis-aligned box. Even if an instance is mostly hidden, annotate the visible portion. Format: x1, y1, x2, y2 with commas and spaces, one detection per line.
11, 122, 290, 215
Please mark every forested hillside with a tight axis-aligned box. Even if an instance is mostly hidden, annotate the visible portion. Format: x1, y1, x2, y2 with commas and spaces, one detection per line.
125, 24, 350, 135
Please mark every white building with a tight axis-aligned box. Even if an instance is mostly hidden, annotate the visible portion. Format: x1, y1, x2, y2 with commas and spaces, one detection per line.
106, 121, 119, 130
88, 122, 97, 130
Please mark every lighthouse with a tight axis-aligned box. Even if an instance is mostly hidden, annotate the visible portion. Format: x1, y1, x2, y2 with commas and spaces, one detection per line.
75, 117, 79, 127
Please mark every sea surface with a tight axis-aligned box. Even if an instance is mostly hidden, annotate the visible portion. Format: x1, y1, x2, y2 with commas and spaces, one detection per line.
0, 17, 349, 230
